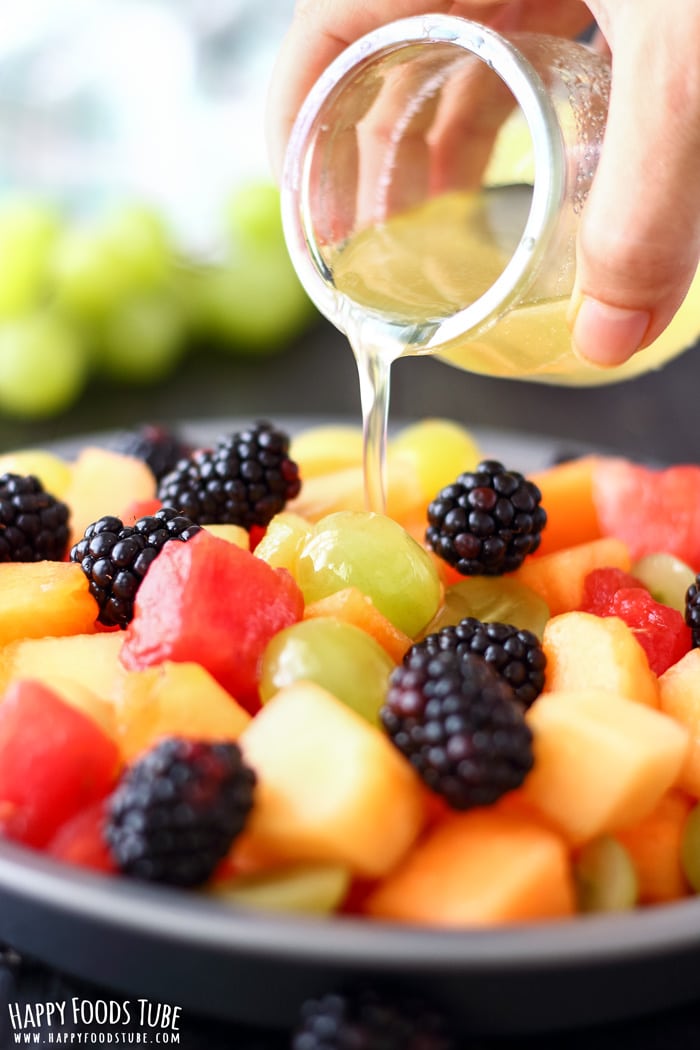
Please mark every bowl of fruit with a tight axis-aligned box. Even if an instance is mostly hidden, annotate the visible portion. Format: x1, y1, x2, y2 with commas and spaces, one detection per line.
1, 415, 700, 1040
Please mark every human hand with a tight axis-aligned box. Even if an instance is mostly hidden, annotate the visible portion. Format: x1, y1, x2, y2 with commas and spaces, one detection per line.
267, 0, 700, 368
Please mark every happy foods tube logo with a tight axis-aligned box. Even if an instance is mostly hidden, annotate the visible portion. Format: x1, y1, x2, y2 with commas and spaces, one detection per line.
3, 997, 181, 1045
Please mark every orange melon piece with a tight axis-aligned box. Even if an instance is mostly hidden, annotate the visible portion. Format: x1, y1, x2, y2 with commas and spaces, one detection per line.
0, 561, 98, 644
65, 447, 157, 544
529, 456, 602, 556
542, 611, 659, 708
513, 537, 631, 617
523, 689, 689, 844
615, 789, 693, 904
113, 661, 251, 761
303, 587, 411, 663
239, 680, 426, 878
0, 631, 126, 700
365, 809, 575, 926
659, 648, 700, 797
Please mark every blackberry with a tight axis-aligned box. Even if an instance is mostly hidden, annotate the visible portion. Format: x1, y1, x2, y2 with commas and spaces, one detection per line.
426, 459, 546, 575
0, 473, 70, 562
686, 575, 700, 648
104, 737, 256, 887
70, 507, 200, 628
381, 648, 534, 810
292, 986, 454, 1050
157, 420, 301, 529
412, 617, 546, 708
110, 424, 193, 482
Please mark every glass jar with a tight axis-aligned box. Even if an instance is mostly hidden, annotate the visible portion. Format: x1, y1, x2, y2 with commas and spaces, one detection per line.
281, 14, 700, 386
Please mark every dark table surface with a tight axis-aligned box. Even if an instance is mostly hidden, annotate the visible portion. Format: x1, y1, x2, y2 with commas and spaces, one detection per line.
1, 316, 700, 1048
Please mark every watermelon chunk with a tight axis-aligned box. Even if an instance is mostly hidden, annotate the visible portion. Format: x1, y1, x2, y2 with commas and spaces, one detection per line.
0, 680, 121, 848
593, 458, 700, 571
580, 567, 692, 676
120, 530, 304, 713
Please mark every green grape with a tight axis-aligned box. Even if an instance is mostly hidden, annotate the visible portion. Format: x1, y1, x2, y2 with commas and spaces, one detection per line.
50, 204, 173, 322
0, 312, 88, 419
632, 553, 696, 615
211, 863, 350, 915
97, 293, 185, 385
260, 617, 395, 724
423, 576, 550, 639
50, 226, 137, 320
574, 836, 639, 913
99, 202, 173, 290
186, 247, 315, 353
295, 511, 442, 638
680, 803, 700, 892
224, 180, 286, 252
0, 196, 62, 318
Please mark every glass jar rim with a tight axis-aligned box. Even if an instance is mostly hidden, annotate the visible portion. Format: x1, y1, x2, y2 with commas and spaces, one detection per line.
281, 13, 566, 347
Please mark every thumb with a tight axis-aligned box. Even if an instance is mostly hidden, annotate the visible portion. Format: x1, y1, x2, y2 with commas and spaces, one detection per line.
570, 7, 700, 367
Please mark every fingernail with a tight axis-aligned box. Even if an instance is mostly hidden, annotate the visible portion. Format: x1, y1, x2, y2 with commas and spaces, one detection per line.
570, 297, 651, 367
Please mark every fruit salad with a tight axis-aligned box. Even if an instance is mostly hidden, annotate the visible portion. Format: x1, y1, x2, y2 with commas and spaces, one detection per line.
1, 417, 700, 925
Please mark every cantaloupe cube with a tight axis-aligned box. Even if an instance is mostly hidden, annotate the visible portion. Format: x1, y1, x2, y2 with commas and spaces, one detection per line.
0, 561, 98, 645
543, 611, 659, 708
65, 447, 156, 544
0, 631, 126, 700
303, 587, 411, 663
113, 661, 251, 761
365, 809, 575, 926
513, 537, 631, 617
659, 649, 700, 797
529, 456, 602, 556
615, 789, 693, 903
239, 681, 425, 877
523, 689, 689, 843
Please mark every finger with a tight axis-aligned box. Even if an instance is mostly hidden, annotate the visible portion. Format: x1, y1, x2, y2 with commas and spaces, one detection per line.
570, 4, 700, 366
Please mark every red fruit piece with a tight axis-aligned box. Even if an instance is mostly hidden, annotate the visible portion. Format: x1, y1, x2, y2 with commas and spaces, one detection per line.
581, 567, 644, 615
120, 529, 304, 713
593, 458, 700, 571
0, 681, 121, 848
47, 800, 117, 874
581, 569, 692, 676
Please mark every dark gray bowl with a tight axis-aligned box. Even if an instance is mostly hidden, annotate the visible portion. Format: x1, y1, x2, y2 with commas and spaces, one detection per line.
0, 421, 691, 1035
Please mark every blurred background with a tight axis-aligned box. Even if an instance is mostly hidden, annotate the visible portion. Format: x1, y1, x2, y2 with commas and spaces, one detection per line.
0, 0, 698, 462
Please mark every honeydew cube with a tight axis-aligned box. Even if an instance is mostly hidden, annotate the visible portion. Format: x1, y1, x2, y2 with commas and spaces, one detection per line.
365, 809, 575, 926
0, 631, 126, 700
239, 680, 426, 877
523, 689, 689, 843
543, 611, 659, 708
254, 512, 313, 573
64, 447, 156, 544
113, 661, 251, 761
659, 649, 700, 797
0, 561, 98, 644
202, 524, 250, 548
290, 425, 363, 478
0, 449, 72, 499
287, 459, 423, 526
